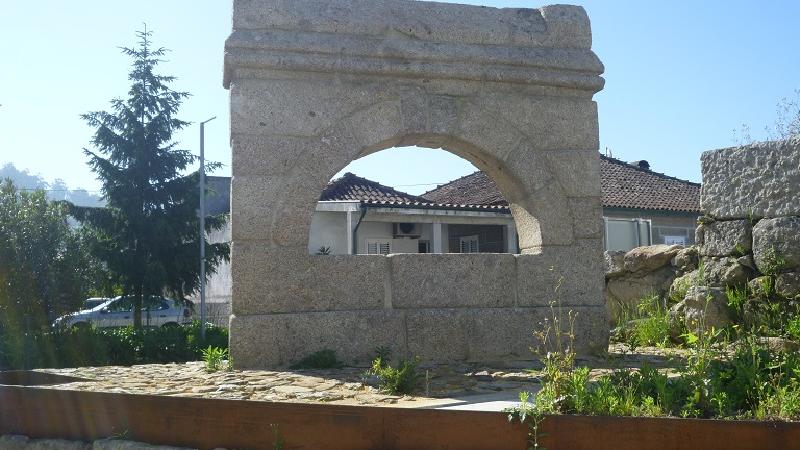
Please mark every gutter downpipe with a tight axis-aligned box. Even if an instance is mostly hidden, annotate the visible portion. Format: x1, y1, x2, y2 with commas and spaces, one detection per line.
352, 203, 368, 255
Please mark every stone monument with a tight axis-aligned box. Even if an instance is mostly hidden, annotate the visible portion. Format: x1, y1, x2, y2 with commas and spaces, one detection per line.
224, 0, 607, 368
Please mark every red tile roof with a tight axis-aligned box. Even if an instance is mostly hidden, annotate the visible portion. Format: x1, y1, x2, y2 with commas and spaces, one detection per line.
320, 172, 509, 211
420, 156, 701, 213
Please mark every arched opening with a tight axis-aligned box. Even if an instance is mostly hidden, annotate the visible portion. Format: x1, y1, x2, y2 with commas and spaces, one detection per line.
307, 146, 526, 256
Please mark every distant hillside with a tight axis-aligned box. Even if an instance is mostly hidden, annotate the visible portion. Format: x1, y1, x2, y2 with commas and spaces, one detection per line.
0, 163, 105, 208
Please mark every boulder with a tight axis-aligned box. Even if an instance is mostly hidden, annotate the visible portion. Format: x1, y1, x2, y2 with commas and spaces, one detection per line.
756, 336, 800, 353
696, 220, 752, 257
604, 250, 626, 279
623, 244, 682, 274
669, 269, 701, 301
606, 266, 676, 322
737, 254, 758, 272
775, 272, 800, 300
671, 246, 699, 272
682, 286, 733, 333
701, 256, 753, 288
753, 217, 800, 273
747, 276, 774, 298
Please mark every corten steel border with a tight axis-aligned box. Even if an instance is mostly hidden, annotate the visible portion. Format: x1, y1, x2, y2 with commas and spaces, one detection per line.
225, 0, 609, 368
0, 386, 526, 450
2, 386, 800, 450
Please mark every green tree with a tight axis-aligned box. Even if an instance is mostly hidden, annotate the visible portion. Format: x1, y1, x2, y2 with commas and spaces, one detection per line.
0, 180, 109, 367
73, 29, 228, 328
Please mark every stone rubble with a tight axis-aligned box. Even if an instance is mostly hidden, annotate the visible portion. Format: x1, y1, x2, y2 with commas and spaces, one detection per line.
37, 345, 684, 409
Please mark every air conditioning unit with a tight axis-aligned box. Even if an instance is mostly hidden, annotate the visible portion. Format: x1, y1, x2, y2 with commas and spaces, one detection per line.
393, 222, 421, 238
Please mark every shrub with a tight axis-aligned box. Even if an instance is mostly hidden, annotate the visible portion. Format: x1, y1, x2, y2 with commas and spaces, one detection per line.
369, 350, 421, 395
0, 321, 228, 370
201, 346, 230, 373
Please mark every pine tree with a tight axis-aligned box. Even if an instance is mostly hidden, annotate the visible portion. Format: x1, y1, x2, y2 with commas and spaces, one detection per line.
73, 29, 229, 328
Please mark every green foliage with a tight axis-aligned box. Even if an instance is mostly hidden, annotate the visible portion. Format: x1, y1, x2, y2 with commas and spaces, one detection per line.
787, 317, 800, 342
760, 247, 790, 276
725, 286, 748, 320
290, 349, 343, 370
315, 246, 332, 255
271, 424, 285, 450
614, 295, 671, 348
0, 181, 115, 368
73, 29, 229, 328
0, 321, 228, 370
515, 323, 800, 422
369, 350, 421, 395
201, 346, 229, 373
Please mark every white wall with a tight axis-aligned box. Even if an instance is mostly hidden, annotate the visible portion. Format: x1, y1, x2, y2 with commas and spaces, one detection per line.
308, 211, 349, 254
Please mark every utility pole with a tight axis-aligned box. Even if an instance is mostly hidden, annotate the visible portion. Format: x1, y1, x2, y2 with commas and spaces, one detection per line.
199, 116, 216, 340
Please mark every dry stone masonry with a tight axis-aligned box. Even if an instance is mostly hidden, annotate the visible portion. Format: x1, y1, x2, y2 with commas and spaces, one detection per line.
605, 138, 800, 337
224, 0, 608, 368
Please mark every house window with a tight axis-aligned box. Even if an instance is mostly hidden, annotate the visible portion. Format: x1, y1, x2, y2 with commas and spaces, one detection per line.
459, 235, 479, 253
663, 235, 687, 245
418, 240, 430, 253
366, 239, 391, 255
603, 218, 652, 251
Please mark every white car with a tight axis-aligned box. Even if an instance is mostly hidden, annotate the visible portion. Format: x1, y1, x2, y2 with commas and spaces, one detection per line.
54, 296, 193, 329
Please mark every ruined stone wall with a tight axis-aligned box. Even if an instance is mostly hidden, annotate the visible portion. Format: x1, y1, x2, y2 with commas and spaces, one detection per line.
697, 137, 800, 302
224, 0, 607, 368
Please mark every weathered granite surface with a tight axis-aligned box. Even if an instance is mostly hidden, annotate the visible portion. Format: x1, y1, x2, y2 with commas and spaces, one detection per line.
696, 220, 752, 257
700, 138, 800, 220
225, 0, 606, 367
752, 217, 800, 273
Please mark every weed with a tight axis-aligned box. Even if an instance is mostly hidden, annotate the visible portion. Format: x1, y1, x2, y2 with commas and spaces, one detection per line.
758, 276, 775, 298
201, 346, 229, 373
369, 349, 421, 395
271, 424, 285, 450
290, 349, 343, 370
725, 286, 748, 319
761, 247, 790, 276
787, 316, 800, 341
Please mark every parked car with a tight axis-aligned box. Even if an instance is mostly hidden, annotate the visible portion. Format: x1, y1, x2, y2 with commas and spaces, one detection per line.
82, 297, 111, 310
53, 296, 193, 329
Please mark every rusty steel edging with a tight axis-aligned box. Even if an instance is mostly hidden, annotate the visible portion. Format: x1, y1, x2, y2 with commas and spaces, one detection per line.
1, 385, 799, 449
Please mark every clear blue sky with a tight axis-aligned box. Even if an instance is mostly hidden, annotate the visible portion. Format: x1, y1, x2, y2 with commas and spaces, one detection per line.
1, 0, 798, 195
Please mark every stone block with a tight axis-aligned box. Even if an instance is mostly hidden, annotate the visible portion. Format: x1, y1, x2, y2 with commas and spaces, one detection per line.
229, 311, 406, 368
231, 133, 357, 181
516, 239, 605, 307
231, 242, 386, 315
230, 78, 383, 137
701, 137, 800, 219
405, 309, 469, 361
776, 272, 800, 300
231, 175, 323, 246
753, 217, 800, 273
232, 0, 593, 49
390, 254, 516, 309
465, 306, 608, 360
701, 256, 754, 288
569, 196, 603, 239
697, 220, 752, 257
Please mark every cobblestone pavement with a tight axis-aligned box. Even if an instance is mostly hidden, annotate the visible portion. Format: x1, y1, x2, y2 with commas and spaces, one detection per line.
39, 344, 687, 408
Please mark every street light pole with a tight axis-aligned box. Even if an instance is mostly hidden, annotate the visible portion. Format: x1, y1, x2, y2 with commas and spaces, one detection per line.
199, 116, 216, 341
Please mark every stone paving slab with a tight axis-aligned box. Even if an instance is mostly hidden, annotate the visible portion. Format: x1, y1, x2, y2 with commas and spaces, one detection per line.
37, 345, 686, 411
